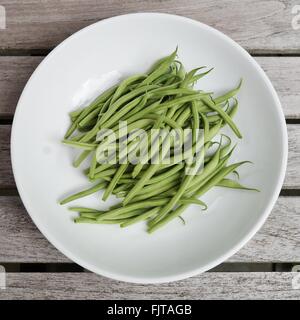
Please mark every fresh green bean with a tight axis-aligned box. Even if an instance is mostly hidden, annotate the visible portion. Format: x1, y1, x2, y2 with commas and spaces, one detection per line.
61, 50, 255, 234
73, 150, 90, 168
121, 207, 160, 227
216, 178, 259, 191
60, 181, 106, 205
201, 96, 242, 138
102, 163, 128, 201
62, 140, 98, 150
74, 217, 131, 224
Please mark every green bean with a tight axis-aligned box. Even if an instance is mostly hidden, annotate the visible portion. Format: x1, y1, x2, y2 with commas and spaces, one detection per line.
155, 93, 206, 112
130, 118, 167, 178
97, 197, 191, 221
153, 73, 178, 85
214, 79, 242, 105
79, 211, 105, 219
110, 74, 146, 105
113, 183, 133, 194
179, 197, 207, 208
121, 93, 153, 121
60, 181, 106, 205
69, 108, 83, 120
97, 199, 168, 221
68, 207, 104, 213
148, 161, 249, 233
188, 67, 214, 85
89, 168, 117, 181
181, 67, 206, 87
232, 170, 240, 179
191, 101, 200, 145
145, 114, 181, 130
186, 145, 235, 195
140, 48, 177, 86
92, 163, 115, 175
217, 178, 259, 191
73, 150, 90, 168
74, 217, 131, 224
149, 172, 194, 226
150, 88, 197, 97
100, 95, 146, 129
89, 152, 97, 179
99, 84, 159, 125
79, 208, 143, 220
121, 207, 160, 227
190, 162, 251, 200
78, 106, 102, 128
65, 85, 117, 138
148, 204, 187, 233
118, 178, 134, 184
150, 134, 206, 225
201, 96, 242, 138
102, 163, 128, 201
131, 179, 180, 202
146, 163, 184, 184
62, 140, 98, 150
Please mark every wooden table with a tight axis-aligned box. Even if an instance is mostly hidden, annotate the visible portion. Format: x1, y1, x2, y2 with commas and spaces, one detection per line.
0, 0, 299, 300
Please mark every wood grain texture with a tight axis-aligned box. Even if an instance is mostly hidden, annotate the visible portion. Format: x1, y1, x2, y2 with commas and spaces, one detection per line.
0, 126, 14, 188
0, 56, 300, 118
0, 196, 299, 263
0, 272, 299, 299
2, 125, 299, 189
0, 57, 42, 116
256, 57, 300, 119
0, 0, 298, 53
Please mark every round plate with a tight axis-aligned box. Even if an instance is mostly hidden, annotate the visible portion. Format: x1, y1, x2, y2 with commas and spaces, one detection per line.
11, 13, 288, 283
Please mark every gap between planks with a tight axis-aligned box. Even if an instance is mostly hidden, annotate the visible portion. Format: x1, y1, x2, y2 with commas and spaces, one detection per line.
0, 262, 299, 273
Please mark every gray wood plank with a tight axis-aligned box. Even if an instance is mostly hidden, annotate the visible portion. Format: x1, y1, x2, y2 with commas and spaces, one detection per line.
256, 57, 300, 119
0, 126, 14, 188
0, 196, 67, 262
0, 196, 299, 263
0, 0, 298, 53
0, 57, 42, 116
2, 125, 299, 189
0, 272, 299, 299
0, 56, 299, 118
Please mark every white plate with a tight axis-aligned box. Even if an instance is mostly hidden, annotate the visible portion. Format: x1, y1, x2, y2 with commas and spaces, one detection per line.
11, 13, 288, 283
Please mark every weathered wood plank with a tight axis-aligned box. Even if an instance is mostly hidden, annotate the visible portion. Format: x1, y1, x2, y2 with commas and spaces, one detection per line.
0, 196, 67, 262
0, 196, 299, 263
0, 272, 299, 299
0, 57, 42, 116
0, 126, 14, 188
0, 57, 299, 118
2, 125, 299, 188
0, 0, 300, 53
0, 0, 298, 53
256, 57, 300, 119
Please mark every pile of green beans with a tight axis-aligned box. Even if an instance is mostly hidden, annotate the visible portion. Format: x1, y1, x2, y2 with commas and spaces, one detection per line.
60, 49, 257, 233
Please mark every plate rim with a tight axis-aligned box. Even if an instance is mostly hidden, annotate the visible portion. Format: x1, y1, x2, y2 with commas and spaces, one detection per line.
11, 12, 288, 284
